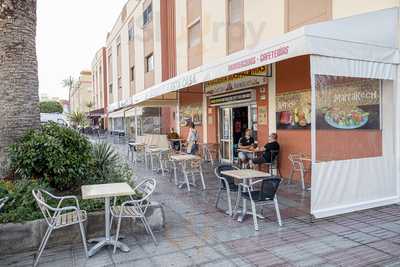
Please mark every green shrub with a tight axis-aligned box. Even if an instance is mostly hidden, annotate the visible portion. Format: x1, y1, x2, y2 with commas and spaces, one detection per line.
8, 122, 92, 191
39, 101, 63, 113
88, 142, 133, 185
0, 179, 53, 223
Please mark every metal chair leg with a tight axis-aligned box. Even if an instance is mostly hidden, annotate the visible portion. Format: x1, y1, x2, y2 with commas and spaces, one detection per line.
250, 201, 259, 231
199, 168, 206, 190
215, 189, 222, 209
300, 169, 305, 190
142, 216, 158, 246
288, 168, 294, 184
34, 227, 53, 267
113, 217, 122, 254
233, 189, 241, 217
274, 197, 283, 227
226, 188, 233, 216
78, 221, 88, 257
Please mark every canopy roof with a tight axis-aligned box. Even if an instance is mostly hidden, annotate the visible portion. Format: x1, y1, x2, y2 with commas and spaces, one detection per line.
121, 7, 399, 108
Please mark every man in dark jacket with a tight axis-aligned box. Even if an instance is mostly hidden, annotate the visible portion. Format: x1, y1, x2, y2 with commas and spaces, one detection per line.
252, 133, 280, 166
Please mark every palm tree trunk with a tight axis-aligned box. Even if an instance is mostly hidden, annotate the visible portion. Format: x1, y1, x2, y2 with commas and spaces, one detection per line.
0, 0, 40, 164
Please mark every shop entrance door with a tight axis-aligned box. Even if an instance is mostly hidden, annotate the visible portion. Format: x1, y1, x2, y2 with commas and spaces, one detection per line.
220, 108, 233, 163
232, 107, 249, 159
219, 105, 253, 163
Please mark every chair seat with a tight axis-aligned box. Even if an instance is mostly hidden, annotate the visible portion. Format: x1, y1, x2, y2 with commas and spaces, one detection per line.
111, 205, 141, 218
55, 210, 87, 227
241, 191, 273, 202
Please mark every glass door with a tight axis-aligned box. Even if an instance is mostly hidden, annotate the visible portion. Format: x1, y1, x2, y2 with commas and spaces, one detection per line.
220, 107, 233, 163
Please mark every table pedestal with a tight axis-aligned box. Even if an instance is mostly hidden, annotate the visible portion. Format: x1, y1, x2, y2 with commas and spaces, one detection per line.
87, 197, 130, 257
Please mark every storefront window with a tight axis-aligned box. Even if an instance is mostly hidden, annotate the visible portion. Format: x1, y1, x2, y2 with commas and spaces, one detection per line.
113, 117, 125, 131
315, 75, 383, 161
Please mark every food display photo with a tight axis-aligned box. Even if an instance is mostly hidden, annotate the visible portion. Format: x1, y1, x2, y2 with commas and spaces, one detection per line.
316, 75, 381, 130
276, 90, 311, 129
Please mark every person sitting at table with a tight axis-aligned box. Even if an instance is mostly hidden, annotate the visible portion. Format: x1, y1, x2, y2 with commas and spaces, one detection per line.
238, 128, 255, 166
167, 128, 180, 151
251, 133, 280, 168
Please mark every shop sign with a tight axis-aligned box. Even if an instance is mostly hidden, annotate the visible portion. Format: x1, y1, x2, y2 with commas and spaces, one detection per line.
258, 106, 268, 125
205, 66, 269, 95
276, 90, 311, 129
209, 90, 254, 106
316, 76, 381, 130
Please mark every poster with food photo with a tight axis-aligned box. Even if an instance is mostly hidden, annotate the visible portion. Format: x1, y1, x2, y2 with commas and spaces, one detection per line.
316, 76, 380, 130
276, 90, 311, 129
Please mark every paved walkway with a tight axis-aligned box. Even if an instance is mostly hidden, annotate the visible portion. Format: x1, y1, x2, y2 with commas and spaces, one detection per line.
3, 138, 400, 266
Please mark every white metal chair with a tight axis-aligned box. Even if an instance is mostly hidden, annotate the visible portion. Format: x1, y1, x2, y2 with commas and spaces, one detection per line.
288, 153, 310, 190
214, 165, 240, 216
110, 178, 157, 254
0, 196, 8, 211
32, 189, 88, 267
185, 159, 206, 191
235, 177, 282, 231
202, 144, 214, 166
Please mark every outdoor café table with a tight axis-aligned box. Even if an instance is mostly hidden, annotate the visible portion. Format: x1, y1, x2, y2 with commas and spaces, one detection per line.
170, 154, 201, 190
169, 138, 184, 152
237, 148, 265, 168
149, 147, 170, 172
220, 169, 271, 222
81, 182, 134, 256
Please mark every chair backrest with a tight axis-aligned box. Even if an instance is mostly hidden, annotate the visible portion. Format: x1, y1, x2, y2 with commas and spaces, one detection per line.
133, 178, 156, 203
214, 165, 239, 186
258, 177, 281, 201
32, 189, 54, 225
288, 153, 304, 170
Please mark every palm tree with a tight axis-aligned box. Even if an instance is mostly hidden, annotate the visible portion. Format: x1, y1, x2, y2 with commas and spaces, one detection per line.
62, 76, 75, 105
68, 111, 88, 129
0, 0, 40, 164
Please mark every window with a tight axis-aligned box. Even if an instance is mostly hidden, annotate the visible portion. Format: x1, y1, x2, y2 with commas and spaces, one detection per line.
188, 21, 201, 48
128, 25, 134, 41
228, 0, 242, 24
145, 53, 154, 72
130, 66, 135, 81
143, 3, 153, 26
109, 84, 113, 94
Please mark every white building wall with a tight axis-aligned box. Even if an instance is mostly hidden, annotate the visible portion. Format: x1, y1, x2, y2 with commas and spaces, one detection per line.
332, 0, 399, 19
243, 0, 285, 49
175, 0, 188, 75
202, 0, 227, 63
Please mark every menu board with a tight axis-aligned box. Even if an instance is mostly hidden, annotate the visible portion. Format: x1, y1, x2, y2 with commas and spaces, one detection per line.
316, 76, 380, 130
276, 90, 311, 129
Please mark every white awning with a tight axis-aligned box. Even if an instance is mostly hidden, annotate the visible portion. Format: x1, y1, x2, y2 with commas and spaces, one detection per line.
132, 7, 399, 105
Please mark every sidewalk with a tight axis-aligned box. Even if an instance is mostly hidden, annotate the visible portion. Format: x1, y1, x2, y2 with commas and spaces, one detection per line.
2, 138, 400, 266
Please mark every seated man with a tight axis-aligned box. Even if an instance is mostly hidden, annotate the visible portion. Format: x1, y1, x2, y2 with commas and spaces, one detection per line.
252, 133, 280, 167
238, 128, 255, 166
167, 128, 180, 151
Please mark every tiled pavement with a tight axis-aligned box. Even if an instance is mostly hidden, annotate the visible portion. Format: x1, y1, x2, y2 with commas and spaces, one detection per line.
3, 139, 400, 266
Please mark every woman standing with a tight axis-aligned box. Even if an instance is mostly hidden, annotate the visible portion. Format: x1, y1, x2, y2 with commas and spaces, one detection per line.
186, 122, 199, 154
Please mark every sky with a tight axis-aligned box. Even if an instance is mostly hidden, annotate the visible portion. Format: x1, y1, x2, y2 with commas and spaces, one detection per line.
36, 0, 127, 100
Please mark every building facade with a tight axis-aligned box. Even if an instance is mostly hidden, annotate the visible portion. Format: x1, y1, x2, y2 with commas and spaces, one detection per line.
90, 48, 108, 129
99, 0, 399, 173
95, 0, 400, 217
69, 70, 93, 113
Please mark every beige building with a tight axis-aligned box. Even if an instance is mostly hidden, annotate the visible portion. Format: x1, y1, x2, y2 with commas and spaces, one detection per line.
96, 0, 400, 218
69, 70, 93, 113
104, 0, 399, 115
